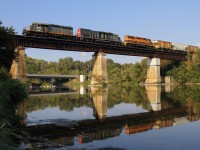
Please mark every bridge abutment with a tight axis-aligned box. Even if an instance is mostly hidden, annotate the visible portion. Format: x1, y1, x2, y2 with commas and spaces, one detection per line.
91, 52, 108, 85
10, 46, 26, 80
145, 58, 161, 84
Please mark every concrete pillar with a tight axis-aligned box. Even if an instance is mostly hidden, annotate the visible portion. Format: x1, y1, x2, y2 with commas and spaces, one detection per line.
145, 58, 161, 84
80, 75, 86, 83
145, 85, 161, 111
91, 87, 108, 120
91, 52, 108, 85
10, 46, 26, 80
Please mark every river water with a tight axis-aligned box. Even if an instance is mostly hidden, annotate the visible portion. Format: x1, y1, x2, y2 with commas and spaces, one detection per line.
21, 85, 200, 150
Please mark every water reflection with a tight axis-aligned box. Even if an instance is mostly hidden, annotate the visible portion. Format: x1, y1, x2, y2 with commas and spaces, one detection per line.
23, 85, 200, 149
91, 87, 108, 120
145, 85, 161, 111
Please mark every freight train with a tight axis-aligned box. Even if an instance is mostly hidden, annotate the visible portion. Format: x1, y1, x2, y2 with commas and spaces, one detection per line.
23, 22, 199, 52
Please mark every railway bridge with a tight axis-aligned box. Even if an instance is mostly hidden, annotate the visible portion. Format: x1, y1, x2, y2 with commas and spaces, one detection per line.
11, 35, 188, 84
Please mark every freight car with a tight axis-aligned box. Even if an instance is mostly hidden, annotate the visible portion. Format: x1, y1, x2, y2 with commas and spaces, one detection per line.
186, 45, 199, 53
23, 22, 73, 38
152, 40, 197, 52
77, 28, 121, 44
152, 40, 172, 50
172, 43, 188, 51
124, 35, 153, 48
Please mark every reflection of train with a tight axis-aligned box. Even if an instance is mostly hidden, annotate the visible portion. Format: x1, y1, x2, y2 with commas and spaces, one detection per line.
23, 22, 199, 52
125, 123, 154, 134
78, 128, 122, 144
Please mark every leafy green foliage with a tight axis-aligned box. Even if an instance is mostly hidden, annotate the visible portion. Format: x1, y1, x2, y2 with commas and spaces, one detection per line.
0, 24, 17, 71
0, 77, 28, 149
166, 49, 200, 83
26, 56, 93, 75
0, 22, 28, 149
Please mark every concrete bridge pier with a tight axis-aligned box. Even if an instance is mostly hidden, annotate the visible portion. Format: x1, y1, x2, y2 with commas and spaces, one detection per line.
91, 52, 108, 85
91, 87, 108, 120
145, 85, 161, 111
145, 58, 161, 84
10, 46, 26, 80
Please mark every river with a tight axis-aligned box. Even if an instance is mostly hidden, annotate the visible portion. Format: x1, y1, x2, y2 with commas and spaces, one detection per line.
19, 85, 200, 150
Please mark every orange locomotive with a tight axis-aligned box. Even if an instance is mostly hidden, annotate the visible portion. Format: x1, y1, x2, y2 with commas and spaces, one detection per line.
125, 123, 154, 135
124, 35, 153, 47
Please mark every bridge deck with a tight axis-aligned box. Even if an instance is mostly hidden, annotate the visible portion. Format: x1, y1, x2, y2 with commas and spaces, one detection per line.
14, 35, 187, 61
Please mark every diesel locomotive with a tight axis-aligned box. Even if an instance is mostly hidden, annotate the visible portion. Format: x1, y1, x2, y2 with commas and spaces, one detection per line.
23, 22, 199, 52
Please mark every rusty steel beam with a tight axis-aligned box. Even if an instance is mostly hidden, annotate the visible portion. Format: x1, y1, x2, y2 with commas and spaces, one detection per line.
14, 35, 187, 61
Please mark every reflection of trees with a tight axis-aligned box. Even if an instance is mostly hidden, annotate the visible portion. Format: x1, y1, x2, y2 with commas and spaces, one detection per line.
27, 94, 90, 112
166, 86, 200, 117
107, 86, 149, 110
27, 86, 149, 113
27, 86, 200, 114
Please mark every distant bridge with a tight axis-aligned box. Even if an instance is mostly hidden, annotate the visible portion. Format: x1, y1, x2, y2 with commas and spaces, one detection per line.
26, 74, 79, 79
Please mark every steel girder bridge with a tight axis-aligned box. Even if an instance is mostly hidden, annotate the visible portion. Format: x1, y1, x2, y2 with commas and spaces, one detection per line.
14, 35, 186, 61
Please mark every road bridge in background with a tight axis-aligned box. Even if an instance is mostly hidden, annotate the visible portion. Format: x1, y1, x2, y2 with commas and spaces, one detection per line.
26, 74, 79, 79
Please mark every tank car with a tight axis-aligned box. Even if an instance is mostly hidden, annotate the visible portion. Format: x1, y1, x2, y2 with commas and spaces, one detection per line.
152, 40, 172, 50
77, 28, 121, 43
23, 22, 73, 37
172, 43, 188, 51
124, 35, 153, 47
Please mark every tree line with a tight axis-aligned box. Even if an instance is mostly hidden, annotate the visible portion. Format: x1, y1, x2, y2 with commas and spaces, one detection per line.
26, 56, 148, 84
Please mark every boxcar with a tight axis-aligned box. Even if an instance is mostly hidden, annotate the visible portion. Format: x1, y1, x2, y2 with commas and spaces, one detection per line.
124, 35, 153, 47
152, 40, 172, 49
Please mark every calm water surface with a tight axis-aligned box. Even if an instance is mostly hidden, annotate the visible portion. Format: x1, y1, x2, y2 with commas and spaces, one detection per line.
22, 85, 200, 150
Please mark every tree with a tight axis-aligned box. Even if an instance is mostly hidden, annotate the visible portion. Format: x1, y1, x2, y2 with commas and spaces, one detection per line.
0, 22, 16, 71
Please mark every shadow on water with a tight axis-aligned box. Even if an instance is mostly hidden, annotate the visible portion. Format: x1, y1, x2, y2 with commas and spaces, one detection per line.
17, 85, 200, 149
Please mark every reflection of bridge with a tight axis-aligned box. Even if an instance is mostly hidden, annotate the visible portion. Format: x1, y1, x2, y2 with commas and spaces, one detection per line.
11, 34, 190, 84
29, 91, 79, 97
27, 107, 195, 147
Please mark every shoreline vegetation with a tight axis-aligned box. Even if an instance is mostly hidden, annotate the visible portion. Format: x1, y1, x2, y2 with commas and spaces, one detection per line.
0, 23, 28, 149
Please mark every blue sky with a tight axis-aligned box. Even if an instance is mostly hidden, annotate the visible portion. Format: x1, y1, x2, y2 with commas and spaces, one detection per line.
1, 0, 200, 64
